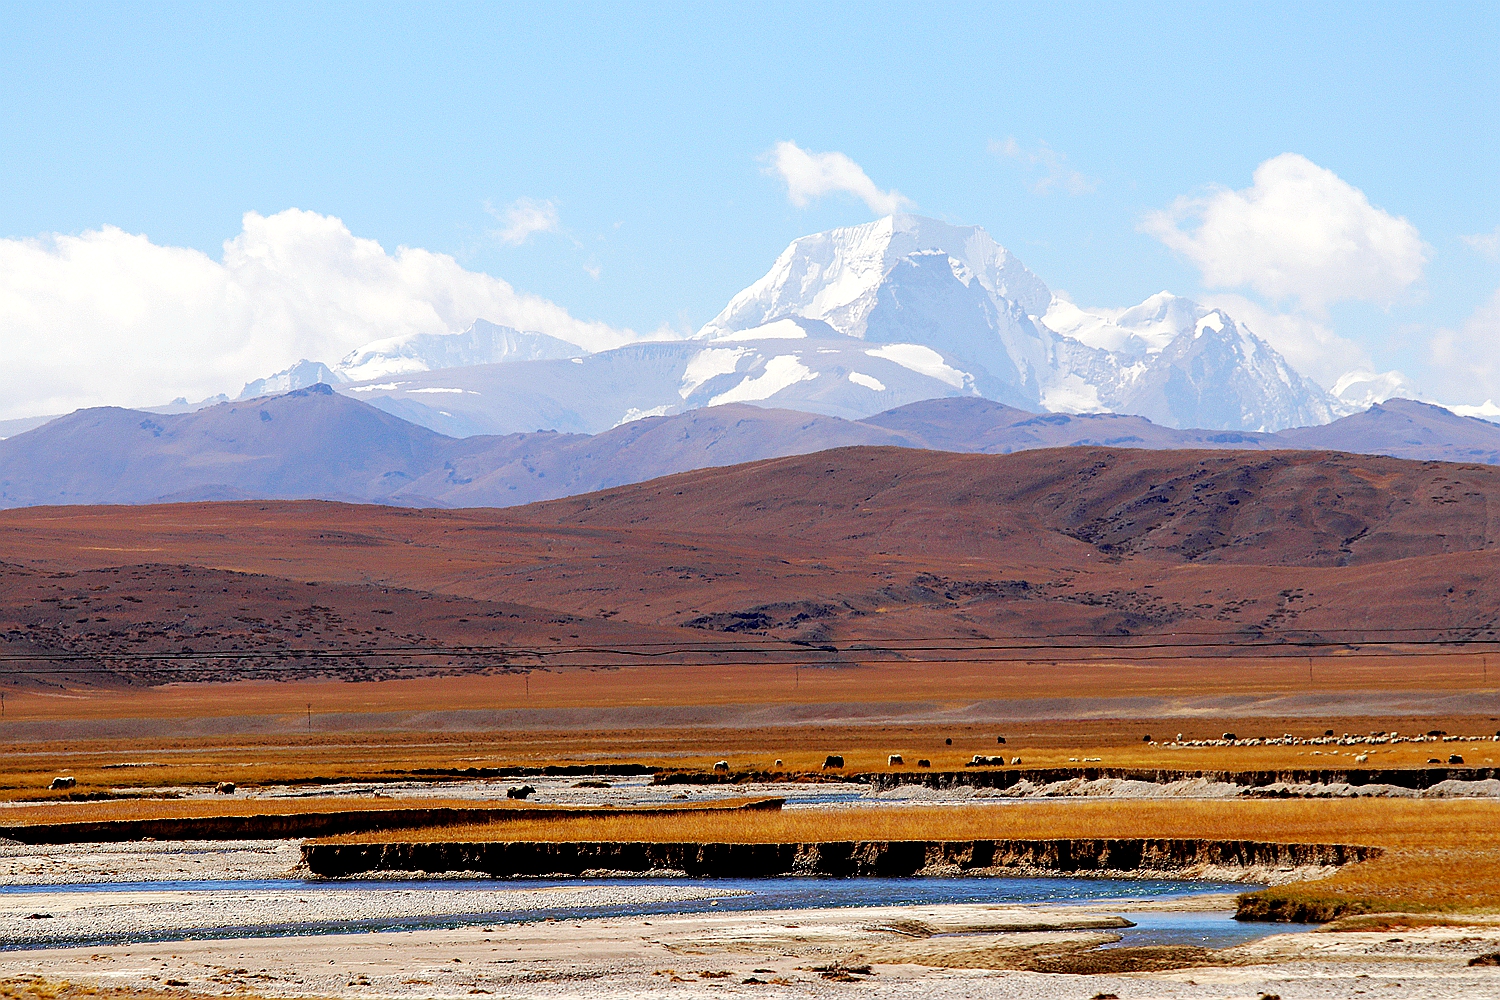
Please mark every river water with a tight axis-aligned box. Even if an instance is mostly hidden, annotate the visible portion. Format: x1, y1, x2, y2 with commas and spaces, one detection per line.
0, 875, 1310, 950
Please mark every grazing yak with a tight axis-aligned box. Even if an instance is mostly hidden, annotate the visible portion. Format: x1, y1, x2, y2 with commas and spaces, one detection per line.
822, 755, 844, 769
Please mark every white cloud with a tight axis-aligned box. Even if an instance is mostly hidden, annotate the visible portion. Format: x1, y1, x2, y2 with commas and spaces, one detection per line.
1462, 225, 1500, 259
489, 197, 560, 245
990, 138, 1096, 196
765, 141, 912, 215
0, 209, 633, 420
1143, 153, 1427, 312
1431, 287, 1500, 403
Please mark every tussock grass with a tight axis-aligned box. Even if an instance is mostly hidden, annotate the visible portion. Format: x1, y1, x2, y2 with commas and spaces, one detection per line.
4, 706, 1496, 803
0, 794, 775, 828
321, 798, 1498, 847
0, 796, 511, 825
0, 979, 238, 1000
321, 799, 1500, 915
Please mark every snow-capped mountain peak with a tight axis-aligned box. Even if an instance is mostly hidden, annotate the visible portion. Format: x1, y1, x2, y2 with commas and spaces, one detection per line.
698, 214, 1051, 341
1039, 291, 1206, 357
239, 359, 344, 400
337, 319, 585, 382
696, 215, 1052, 409
222, 216, 1353, 438
1332, 369, 1424, 414
1043, 292, 1338, 431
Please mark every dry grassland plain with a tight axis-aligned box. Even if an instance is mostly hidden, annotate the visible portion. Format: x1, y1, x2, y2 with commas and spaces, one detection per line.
2, 656, 1497, 799
5, 451, 1500, 932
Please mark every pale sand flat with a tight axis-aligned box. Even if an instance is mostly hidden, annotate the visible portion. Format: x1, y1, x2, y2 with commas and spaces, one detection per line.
5, 904, 1500, 998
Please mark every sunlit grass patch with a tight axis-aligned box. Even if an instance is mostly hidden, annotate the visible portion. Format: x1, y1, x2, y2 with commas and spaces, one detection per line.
317, 798, 1500, 916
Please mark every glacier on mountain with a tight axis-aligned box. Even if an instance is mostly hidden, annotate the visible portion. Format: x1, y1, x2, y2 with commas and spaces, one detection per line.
698, 215, 1050, 410
1039, 293, 1337, 430
694, 214, 1339, 432
229, 214, 1362, 436
239, 359, 344, 400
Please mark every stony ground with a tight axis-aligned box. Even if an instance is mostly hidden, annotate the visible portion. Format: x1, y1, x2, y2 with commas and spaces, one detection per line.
4, 905, 1500, 999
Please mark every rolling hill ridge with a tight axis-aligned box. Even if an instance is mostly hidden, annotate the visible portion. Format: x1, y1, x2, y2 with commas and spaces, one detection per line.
3, 384, 1500, 510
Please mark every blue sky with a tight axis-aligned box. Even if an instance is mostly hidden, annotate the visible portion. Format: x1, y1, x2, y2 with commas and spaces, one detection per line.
1, 2, 1498, 415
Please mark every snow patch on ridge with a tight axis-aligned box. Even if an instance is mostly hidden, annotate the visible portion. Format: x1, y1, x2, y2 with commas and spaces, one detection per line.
708, 355, 818, 406
1040, 374, 1104, 413
614, 405, 673, 427
680, 348, 748, 398
711, 319, 808, 342
865, 344, 970, 390
847, 372, 887, 392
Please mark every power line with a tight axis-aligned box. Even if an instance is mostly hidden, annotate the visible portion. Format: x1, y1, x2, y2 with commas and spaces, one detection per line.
4, 625, 1500, 664
4, 637, 1500, 676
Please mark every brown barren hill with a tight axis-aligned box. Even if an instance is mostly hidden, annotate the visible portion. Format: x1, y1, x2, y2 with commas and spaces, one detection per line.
0, 446, 1498, 685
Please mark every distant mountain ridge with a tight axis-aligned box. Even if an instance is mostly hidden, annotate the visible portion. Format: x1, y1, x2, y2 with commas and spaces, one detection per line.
2, 386, 1498, 511
317, 216, 1343, 437
196, 214, 1349, 439
697, 215, 1336, 431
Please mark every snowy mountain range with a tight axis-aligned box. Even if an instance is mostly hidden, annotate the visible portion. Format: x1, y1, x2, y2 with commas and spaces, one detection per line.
116, 214, 1426, 439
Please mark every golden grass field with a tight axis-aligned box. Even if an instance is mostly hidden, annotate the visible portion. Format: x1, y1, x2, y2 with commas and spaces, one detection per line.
4, 716, 1497, 802
314, 797, 1496, 848
4, 655, 1497, 720
0, 979, 227, 1000
2, 654, 1497, 800
320, 799, 1500, 916
0, 795, 775, 827
4, 651, 1499, 920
